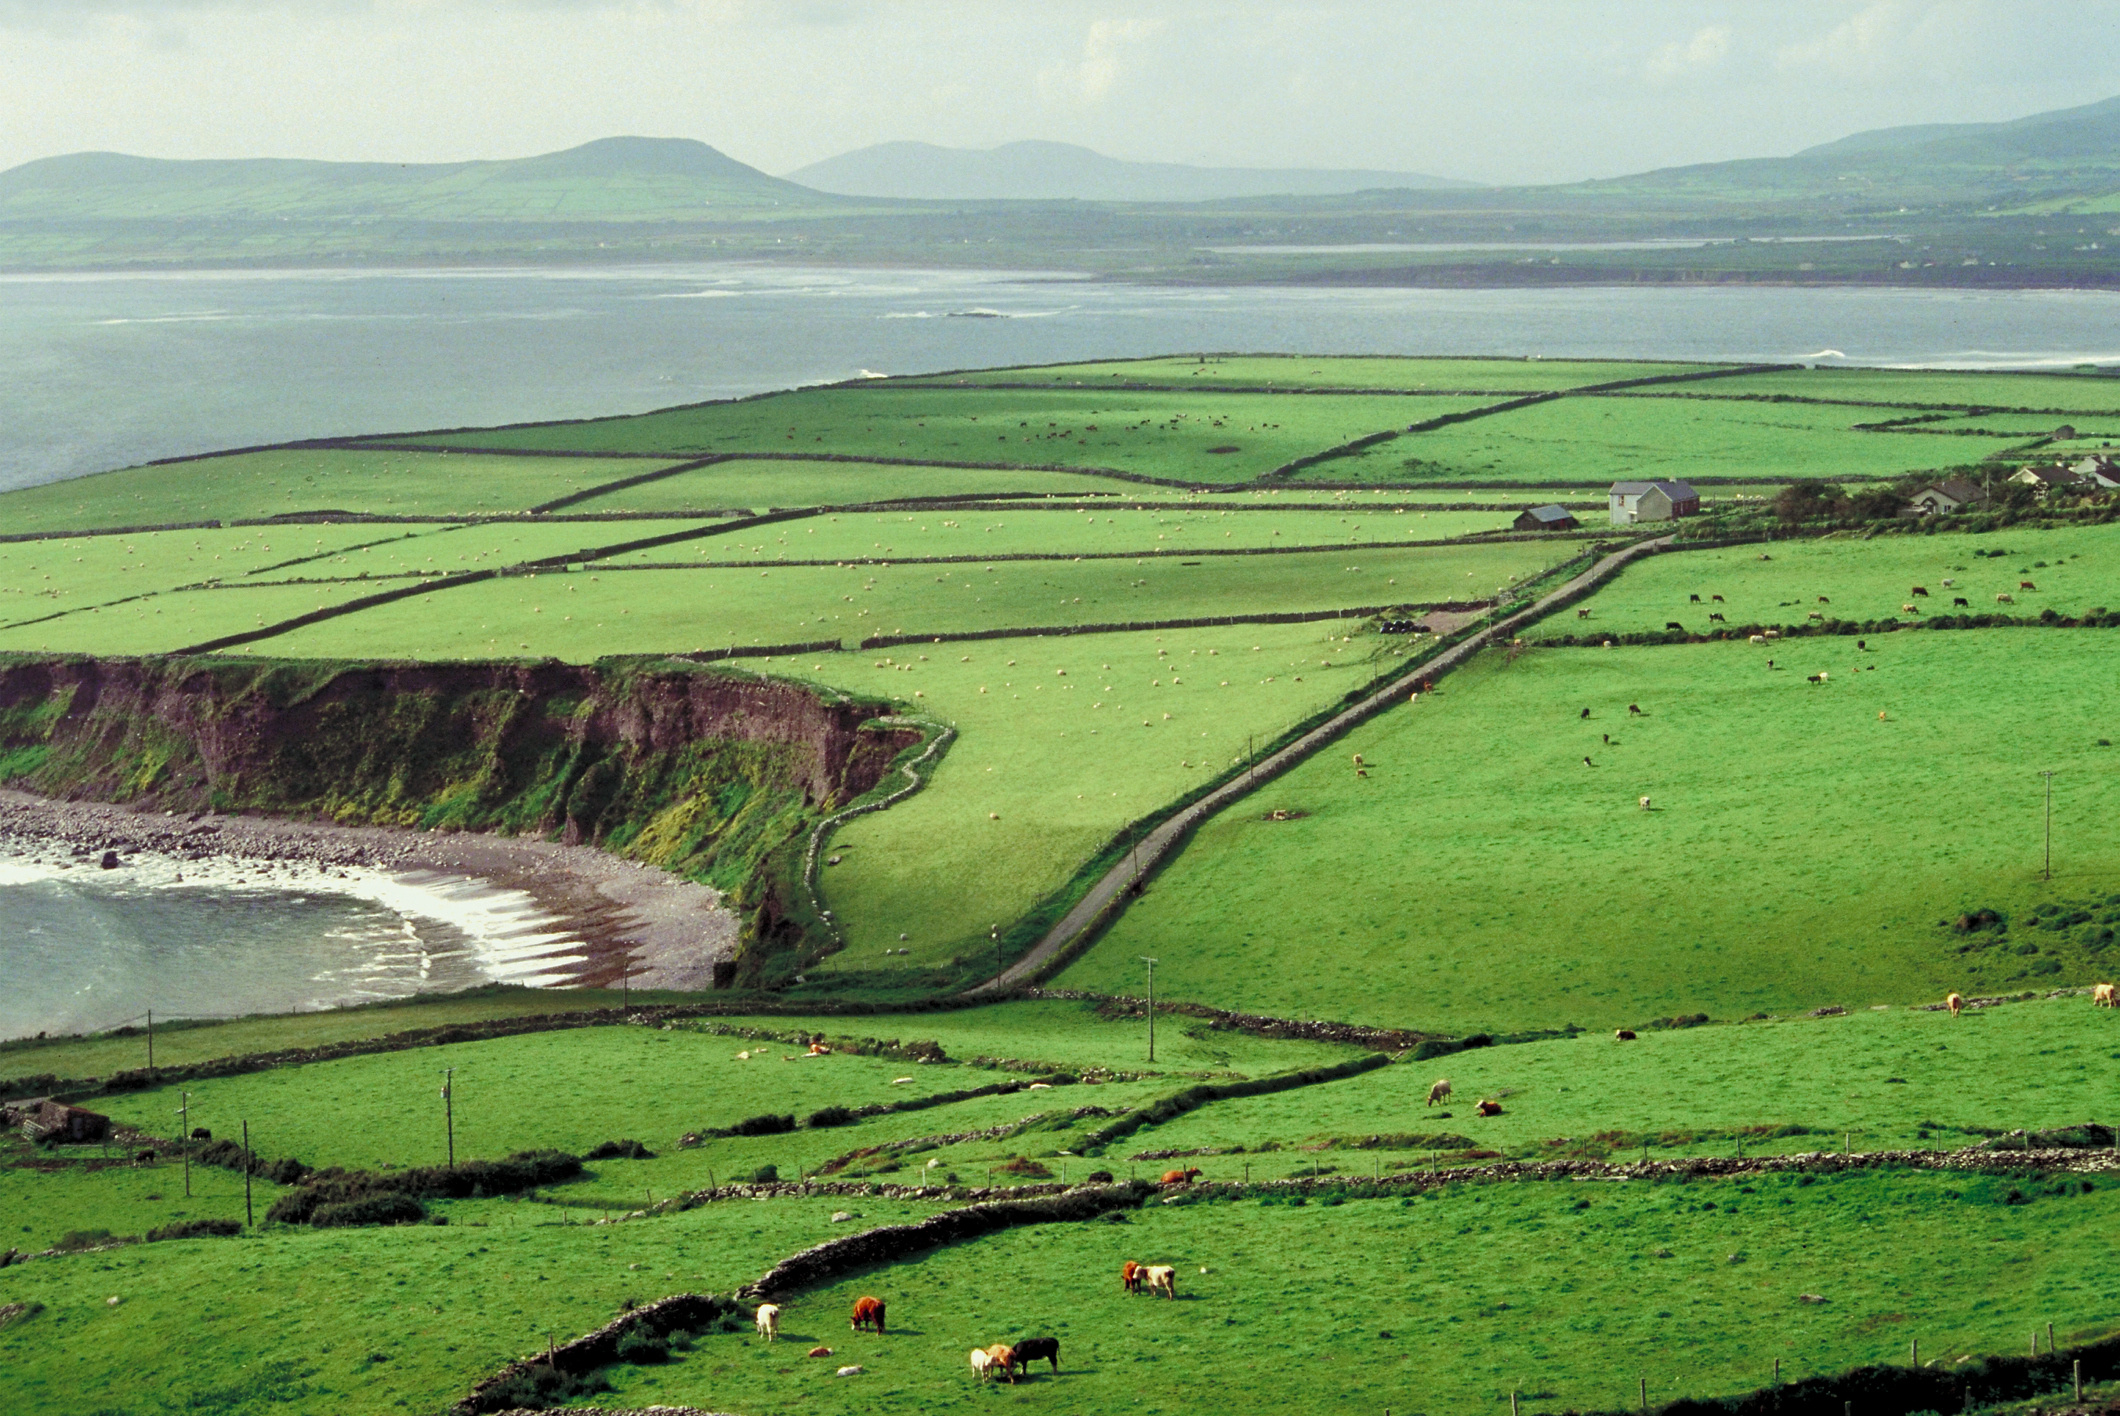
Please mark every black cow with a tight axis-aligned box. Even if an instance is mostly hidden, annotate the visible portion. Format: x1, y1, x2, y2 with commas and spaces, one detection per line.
1012, 1337, 1061, 1374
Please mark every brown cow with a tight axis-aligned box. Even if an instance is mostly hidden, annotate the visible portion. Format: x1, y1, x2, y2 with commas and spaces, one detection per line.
1911, 586, 1929, 596
1476, 1099, 1504, 1117
1122, 1260, 1145, 1293
850, 1296, 886, 1333
1160, 1167, 1201, 1186
1946, 992, 1964, 1018
985, 1343, 1019, 1383
2021, 581, 2036, 590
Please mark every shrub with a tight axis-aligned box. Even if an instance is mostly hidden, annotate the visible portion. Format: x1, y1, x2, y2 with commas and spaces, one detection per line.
806, 1106, 856, 1129
613, 1326, 670, 1364
145, 1218, 241, 1243
51, 1229, 122, 1252
746, 1164, 780, 1184
476, 1363, 612, 1411
727, 1113, 796, 1138
996, 1156, 1054, 1178
1085, 1170, 1115, 1184
311, 1193, 426, 1228
583, 1139, 655, 1161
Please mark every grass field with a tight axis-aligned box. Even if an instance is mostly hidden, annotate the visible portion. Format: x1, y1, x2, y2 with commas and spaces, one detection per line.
253, 539, 1560, 659
592, 1170, 2120, 1416
931, 355, 1731, 392
0, 1190, 954, 1416
598, 504, 1524, 565
1372, 393, 1973, 487
0, 449, 685, 531
1062, 628, 2120, 1033
808, 622, 1405, 973
405, 386, 1500, 483
567, 458, 1156, 512
1539, 523, 2120, 638
1698, 369, 2120, 414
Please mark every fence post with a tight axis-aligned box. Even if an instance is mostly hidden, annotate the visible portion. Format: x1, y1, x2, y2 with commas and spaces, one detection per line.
1913, 1339, 1919, 1368
1640, 1376, 1648, 1414
2076, 1358, 2083, 1404
1511, 1390, 1519, 1416
2048, 1321, 2055, 1355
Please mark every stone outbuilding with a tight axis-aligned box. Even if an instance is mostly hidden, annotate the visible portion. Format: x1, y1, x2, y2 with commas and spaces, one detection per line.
1608, 480, 1699, 525
1512, 504, 1580, 532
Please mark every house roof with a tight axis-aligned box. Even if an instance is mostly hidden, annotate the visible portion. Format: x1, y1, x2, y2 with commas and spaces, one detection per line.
1921, 476, 1986, 504
2016, 464, 2087, 485
1521, 504, 1576, 524
1610, 480, 1699, 499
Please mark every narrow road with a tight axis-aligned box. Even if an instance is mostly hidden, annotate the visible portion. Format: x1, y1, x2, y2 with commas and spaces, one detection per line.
965, 534, 1674, 996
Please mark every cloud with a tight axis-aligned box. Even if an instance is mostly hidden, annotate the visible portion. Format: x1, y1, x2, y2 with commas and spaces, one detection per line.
1774, 1, 1919, 77
1038, 16, 1166, 107
1645, 24, 1730, 81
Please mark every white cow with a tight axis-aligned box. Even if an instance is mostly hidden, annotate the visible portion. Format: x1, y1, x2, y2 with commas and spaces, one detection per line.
755, 1303, 781, 1342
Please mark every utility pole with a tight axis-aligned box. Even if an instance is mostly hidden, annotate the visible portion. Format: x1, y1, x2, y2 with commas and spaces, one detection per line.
2040, 770, 2057, 880
1140, 956, 1159, 1062
242, 1120, 253, 1228
146, 1008, 153, 1079
441, 1068, 456, 1170
180, 1092, 191, 1199
620, 965, 629, 1011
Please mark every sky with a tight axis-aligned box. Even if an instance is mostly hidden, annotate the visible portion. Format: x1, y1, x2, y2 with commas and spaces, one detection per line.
0, 1, 2115, 186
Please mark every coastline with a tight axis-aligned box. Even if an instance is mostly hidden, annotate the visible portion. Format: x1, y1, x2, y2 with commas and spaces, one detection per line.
0, 789, 737, 994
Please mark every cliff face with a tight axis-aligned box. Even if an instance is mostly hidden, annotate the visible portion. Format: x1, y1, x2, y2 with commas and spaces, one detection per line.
0, 655, 917, 943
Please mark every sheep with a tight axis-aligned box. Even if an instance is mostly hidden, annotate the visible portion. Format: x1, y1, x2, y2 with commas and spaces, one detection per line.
1808, 611, 1824, 620
2095, 983, 2116, 1008
756, 1304, 781, 1342
1144, 1265, 1178, 1300
1426, 1078, 1452, 1107
1997, 593, 2014, 604
1941, 578, 1955, 587
1763, 630, 1781, 640
1946, 991, 1964, 1018
1639, 796, 1651, 811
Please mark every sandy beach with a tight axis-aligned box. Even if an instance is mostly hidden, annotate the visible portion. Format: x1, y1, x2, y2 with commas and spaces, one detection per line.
0, 789, 737, 992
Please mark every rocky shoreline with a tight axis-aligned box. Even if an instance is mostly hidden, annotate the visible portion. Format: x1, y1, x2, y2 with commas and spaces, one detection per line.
0, 790, 737, 991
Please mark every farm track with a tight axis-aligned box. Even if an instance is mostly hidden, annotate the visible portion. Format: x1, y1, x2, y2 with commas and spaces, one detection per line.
965, 534, 1672, 995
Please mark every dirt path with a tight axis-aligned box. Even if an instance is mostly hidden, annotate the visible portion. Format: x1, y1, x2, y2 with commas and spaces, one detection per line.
965, 534, 1674, 996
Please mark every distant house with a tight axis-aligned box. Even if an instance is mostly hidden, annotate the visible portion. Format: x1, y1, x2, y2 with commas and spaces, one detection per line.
1608, 480, 1699, 525
1907, 476, 1989, 516
2011, 463, 2090, 495
2070, 454, 2120, 489
1513, 504, 1580, 532
2054, 424, 2078, 441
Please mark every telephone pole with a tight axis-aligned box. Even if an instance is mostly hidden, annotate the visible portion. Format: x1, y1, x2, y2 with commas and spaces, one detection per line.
179, 1092, 191, 1199
242, 1120, 253, 1228
441, 1068, 456, 1170
145, 1009, 154, 1079
2040, 770, 2057, 880
1140, 956, 1159, 1062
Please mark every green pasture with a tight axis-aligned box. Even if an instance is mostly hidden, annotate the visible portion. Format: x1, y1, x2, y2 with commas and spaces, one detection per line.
1543, 523, 2120, 638
600, 504, 1521, 566
0, 522, 401, 624
1095, 996, 2120, 1173
1700, 369, 2120, 415
0, 576, 387, 656
1063, 629, 2120, 1033
1, 1134, 264, 1253
254, 539, 1558, 659
87, 1026, 1052, 1175
405, 385, 1499, 484
0, 1191, 951, 1416
812, 622, 1401, 975
1375, 393, 1968, 488
0, 448, 680, 531
930, 354, 1730, 393
599, 1170, 2120, 1416
567, 457, 1150, 512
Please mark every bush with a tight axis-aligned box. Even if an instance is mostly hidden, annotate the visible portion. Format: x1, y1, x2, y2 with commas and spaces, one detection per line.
476, 1363, 612, 1411
583, 1139, 655, 1161
727, 1113, 796, 1138
267, 1150, 582, 1225
311, 1193, 426, 1228
51, 1229, 121, 1252
1085, 1170, 1115, 1184
746, 1164, 780, 1184
613, 1326, 670, 1364
145, 1218, 241, 1243
806, 1106, 856, 1129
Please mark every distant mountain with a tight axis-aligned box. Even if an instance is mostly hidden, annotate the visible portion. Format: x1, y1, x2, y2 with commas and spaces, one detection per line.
786, 140, 1475, 202
0, 137, 834, 222
1584, 92, 2120, 205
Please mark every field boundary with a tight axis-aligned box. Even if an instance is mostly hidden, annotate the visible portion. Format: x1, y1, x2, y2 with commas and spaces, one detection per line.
964, 534, 1671, 994
801, 717, 956, 950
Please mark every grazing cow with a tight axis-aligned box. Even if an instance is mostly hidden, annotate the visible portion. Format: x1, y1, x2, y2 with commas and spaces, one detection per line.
1997, 593, 2014, 604
1760, 553, 1772, 560
969, 1348, 997, 1381
1806, 673, 1827, 684
1946, 992, 1964, 1018
1912, 586, 1929, 597
1879, 711, 1889, 721
1901, 604, 1918, 614
1857, 640, 1867, 650
1818, 596, 1830, 604
808, 1346, 833, 1358
850, 1296, 887, 1333
2021, 581, 2036, 590
1352, 753, 1363, 765
1580, 707, 1591, 719
1122, 1260, 1144, 1293
1145, 1265, 1178, 1300
1711, 594, 1725, 603
755, 1304, 781, 1342
2095, 983, 2117, 1008
1578, 608, 1591, 618
985, 1344, 1019, 1383
1709, 613, 1726, 622
1954, 597, 1970, 607
1639, 796, 1651, 811
1808, 611, 1823, 620
133, 1149, 156, 1166
1690, 594, 1701, 603
1615, 1029, 1637, 1040
1012, 1336, 1061, 1373
1583, 756, 1595, 768
1161, 1167, 1202, 1186
1476, 1099, 1504, 1117
1665, 621, 1684, 631
1426, 1078, 1453, 1107
1628, 704, 1643, 716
